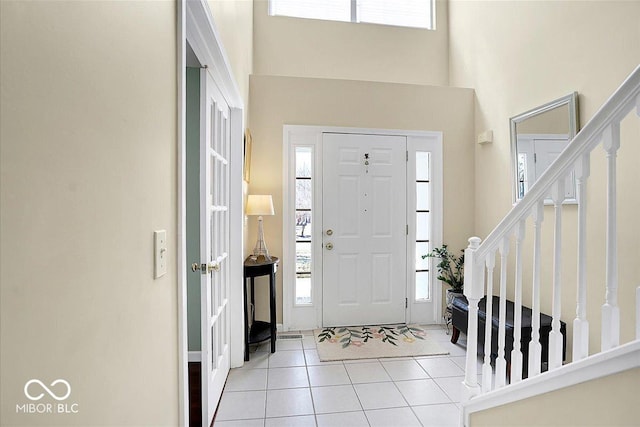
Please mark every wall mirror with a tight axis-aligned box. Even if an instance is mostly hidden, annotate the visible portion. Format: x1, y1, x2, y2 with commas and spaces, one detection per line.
510, 92, 579, 204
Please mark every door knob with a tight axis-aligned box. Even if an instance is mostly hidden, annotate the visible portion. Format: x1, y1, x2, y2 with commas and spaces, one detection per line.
191, 262, 220, 274
325, 243, 334, 250
326, 229, 333, 236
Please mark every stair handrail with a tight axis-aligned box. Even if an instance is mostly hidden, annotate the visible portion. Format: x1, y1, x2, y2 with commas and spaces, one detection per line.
460, 64, 640, 410
476, 65, 640, 262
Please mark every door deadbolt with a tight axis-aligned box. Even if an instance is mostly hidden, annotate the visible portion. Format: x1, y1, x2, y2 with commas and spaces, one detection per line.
326, 229, 333, 236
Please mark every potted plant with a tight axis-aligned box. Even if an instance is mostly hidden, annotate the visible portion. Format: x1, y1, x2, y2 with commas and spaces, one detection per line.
422, 244, 465, 308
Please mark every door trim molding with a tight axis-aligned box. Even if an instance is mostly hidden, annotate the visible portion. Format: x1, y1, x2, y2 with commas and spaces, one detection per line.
179, 1, 245, 425
282, 125, 443, 331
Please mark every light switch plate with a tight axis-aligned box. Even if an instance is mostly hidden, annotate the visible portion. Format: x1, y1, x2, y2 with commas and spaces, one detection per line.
154, 230, 167, 279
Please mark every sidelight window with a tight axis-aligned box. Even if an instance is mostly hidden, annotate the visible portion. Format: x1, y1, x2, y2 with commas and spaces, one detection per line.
415, 151, 431, 301
295, 147, 313, 305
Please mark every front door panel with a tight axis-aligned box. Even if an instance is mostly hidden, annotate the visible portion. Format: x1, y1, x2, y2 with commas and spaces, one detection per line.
322, 133, 407, 326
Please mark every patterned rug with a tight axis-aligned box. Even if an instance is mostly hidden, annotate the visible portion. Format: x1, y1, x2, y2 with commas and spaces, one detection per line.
314, 324, 449, 361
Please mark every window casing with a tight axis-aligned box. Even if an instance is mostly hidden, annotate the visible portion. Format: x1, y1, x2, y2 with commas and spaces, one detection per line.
269, 0, 434, 30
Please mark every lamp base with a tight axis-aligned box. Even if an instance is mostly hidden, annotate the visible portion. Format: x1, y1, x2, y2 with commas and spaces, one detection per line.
253, 216, 271, 261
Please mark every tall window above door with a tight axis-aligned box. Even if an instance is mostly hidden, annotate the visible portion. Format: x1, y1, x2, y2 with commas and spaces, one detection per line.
269, 0, 434, 30
295, 147, 313, 305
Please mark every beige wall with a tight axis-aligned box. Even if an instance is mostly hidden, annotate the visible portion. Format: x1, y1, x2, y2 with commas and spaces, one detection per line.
253, 0, 449, 86
248, 75, 475, 322
450, 0, 640, 238
471, 367, 640, 426
0, 1, 178, 425
205, 0, 254, 257
208, 0, 254, 119
449, 0, 640, 362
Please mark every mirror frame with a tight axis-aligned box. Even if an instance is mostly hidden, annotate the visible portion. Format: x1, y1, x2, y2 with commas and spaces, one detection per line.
510, 92, 579, 204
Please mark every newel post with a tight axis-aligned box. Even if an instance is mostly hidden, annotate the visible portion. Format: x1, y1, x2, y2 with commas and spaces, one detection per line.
461, 236, 483, 404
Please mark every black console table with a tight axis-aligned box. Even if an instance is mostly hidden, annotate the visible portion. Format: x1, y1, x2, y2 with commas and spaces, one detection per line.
244, 256, 278, 361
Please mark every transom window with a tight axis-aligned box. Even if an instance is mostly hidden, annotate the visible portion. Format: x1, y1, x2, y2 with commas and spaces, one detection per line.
269, 0, 434, 30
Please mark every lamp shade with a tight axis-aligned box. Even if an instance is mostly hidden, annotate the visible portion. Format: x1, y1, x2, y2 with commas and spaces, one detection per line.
246, 195, 275, 216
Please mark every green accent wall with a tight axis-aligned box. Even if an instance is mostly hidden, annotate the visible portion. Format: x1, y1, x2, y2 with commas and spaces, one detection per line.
186, 67, 201, 351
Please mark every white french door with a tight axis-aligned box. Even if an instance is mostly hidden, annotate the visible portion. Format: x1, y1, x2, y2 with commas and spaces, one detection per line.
322, 133, 407, 326
199, 69, 231, 425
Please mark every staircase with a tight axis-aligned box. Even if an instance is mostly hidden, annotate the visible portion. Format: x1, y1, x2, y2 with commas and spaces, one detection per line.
460, 65, 640, 426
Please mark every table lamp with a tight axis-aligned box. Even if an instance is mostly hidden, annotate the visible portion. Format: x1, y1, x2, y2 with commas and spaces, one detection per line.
246, 194, 275, 261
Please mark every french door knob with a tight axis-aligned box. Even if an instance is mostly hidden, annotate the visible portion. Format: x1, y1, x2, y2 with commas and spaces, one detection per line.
191, 262, 220, 274
325, 243, 334, 250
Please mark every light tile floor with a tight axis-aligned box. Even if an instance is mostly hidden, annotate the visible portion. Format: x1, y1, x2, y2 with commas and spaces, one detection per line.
214, 325, 474, 427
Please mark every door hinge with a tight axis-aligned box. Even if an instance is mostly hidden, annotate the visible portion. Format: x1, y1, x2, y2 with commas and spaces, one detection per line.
406, 151, 409, 162
534, 152, 537, 162
405, 298, 408, 308
406, 224, 409, 235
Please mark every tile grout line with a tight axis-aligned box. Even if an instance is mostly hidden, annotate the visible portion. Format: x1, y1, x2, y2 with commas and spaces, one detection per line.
223, 326, 466, 425
344, 362, 370, 426
301, 344, 320, 427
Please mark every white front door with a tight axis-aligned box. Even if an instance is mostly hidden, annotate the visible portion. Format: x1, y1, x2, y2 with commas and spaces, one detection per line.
199, 69, 231, 425
322, 133, 407, 326
534, 138, 576, 200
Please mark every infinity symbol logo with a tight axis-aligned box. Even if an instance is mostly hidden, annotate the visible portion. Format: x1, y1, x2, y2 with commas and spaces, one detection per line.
24, 379, 71, 401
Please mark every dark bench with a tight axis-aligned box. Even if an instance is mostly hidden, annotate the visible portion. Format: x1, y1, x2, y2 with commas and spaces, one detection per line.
451, 295, 566, 377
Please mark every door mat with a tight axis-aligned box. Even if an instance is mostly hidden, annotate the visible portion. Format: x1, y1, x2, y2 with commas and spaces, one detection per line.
314, 324, 449, 361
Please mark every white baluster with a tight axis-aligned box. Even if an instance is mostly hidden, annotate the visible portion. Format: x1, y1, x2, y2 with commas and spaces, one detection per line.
601, 123, 620, 351
482, 252, 496, 393
549, 179, 565, 370
510, 220, 526, 383
573, 154, 590, 361
461, 237, 483, 403
495, 237, 510, 388
528, 201, 544, 377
